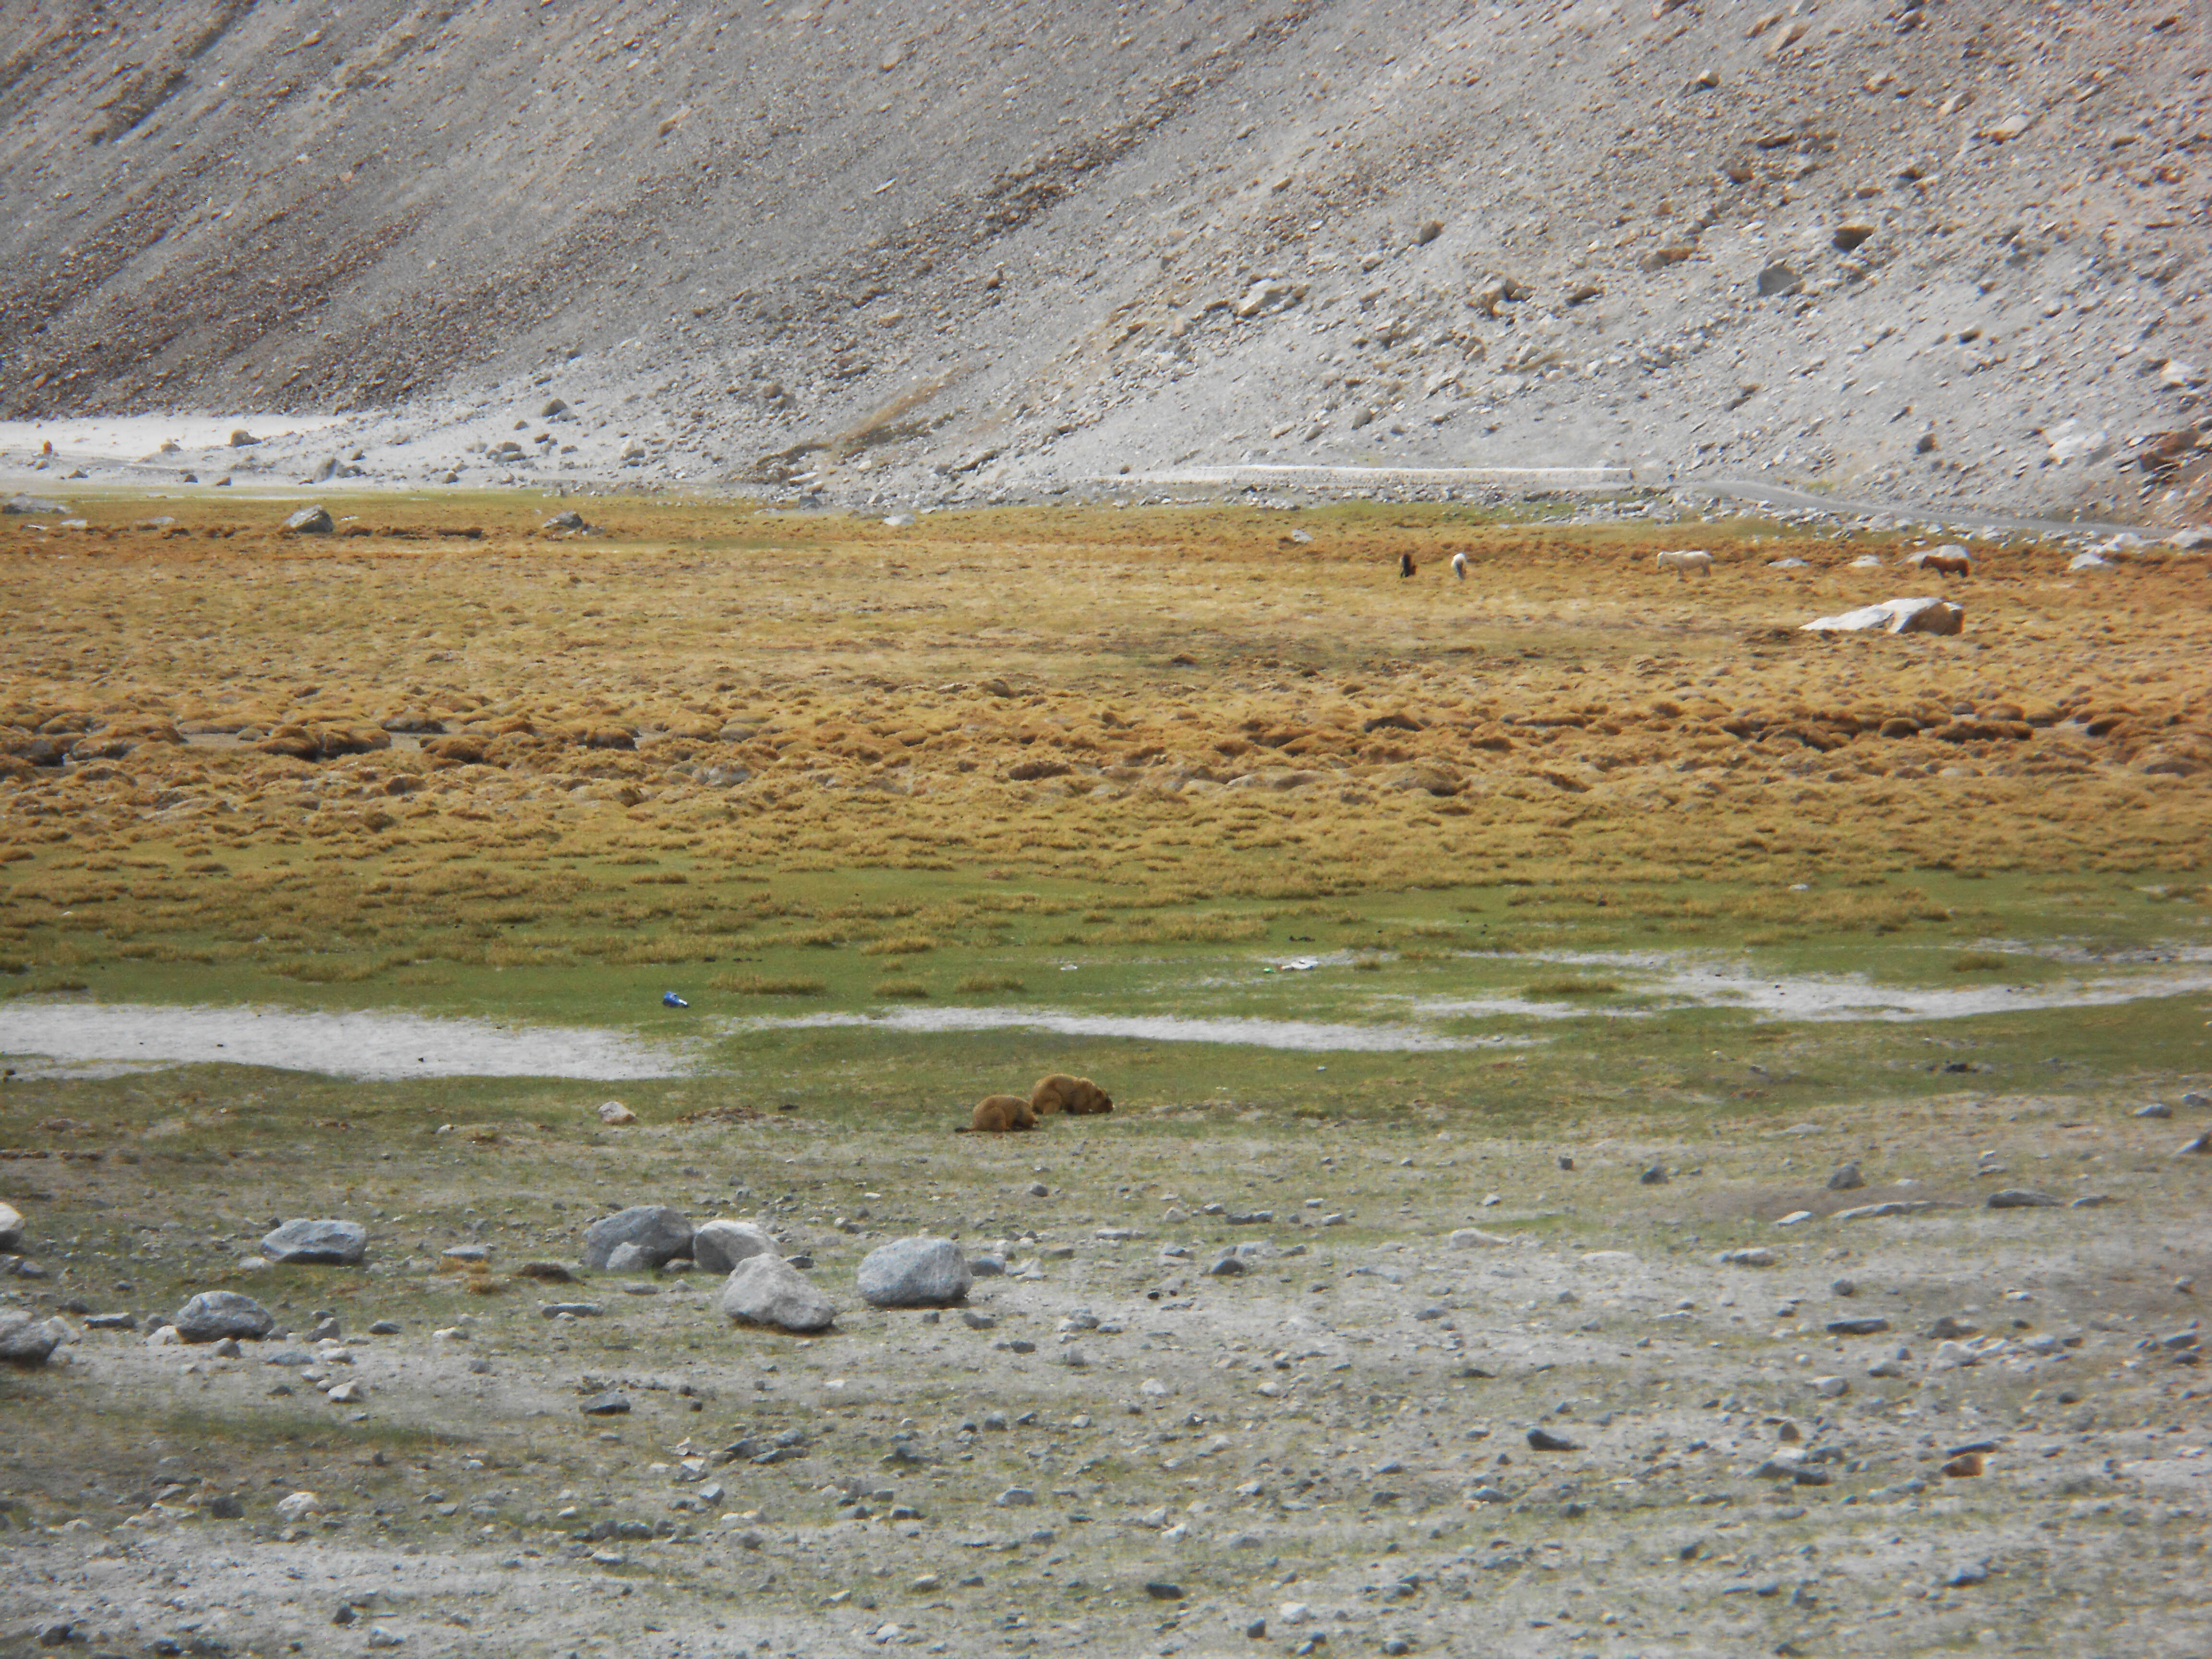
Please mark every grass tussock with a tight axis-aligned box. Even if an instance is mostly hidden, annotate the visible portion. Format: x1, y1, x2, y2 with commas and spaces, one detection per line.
1522, 976, 1623, 998
955, 972, 1026, 994
274, 958, 384, 983
708, 973, 827, 996
860, 933, 938, 956
872, 978, 931, 999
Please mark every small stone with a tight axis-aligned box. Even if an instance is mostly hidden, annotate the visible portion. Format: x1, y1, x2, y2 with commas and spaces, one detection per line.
274, 1491, 321, 1521
1774, 1210, 1813, 1227
543, 509, 584, 530
1447, 1228, 1510, 1249
1526, 1427, 1579, 1452
261, 1219, 368, 1266
1207, 1255, 1250, 1277
1831, 1278, 1856, 1297
1986, 1190, 2060, 1209
0, 1201, 20, 1252
1026, 1182, 1048, 1198
326, 1379, 361, 1403
1945, 1563, 1989, 1587
284, 505, 334, 535
597, 1100, 637, 1126
2136, 1102, 2173, 1119
174, 1291, 275, 1343
365, 1627, 405, 1649
1941, 1452, 1984, 1478
1756, 262, 1803, 297
2183, 1093, 2209, 1109
1811, 1375, 1849, 1399
856, 1237, 972, 1307
2179, 1134, 2210, 1156
1246, 1620, 1269, 1640
1825, 1316, 1890, 1336
994, 1487, 1036, 1507
1826, 1162, 1865, 1191
1719, 1248, 1777, 1267
581, 1392, 631, 1416
228, 429, 259, 447
369, 1319, 402, 1335
1144, 1582, 1185, 1601
1639, 1165, 1669, 1186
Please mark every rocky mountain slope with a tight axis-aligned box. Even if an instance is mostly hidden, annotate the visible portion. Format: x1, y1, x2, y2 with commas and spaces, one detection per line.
1, 0, 2207, 521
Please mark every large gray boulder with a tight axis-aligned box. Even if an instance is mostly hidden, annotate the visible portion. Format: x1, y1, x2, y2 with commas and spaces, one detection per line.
857, 1237, 972, 1308
720, 1254, 836, 1333
0, 1309, 69, 1364
260, 1219, 368, 1266
174, 1291, 275, 1343
693, 1219, 776, 1275
583, 1205, 692, 1271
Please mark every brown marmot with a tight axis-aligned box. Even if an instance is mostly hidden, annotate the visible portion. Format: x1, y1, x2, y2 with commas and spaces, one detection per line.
959, 1094, 1037, 1133
1031, 1074, 1113, 1116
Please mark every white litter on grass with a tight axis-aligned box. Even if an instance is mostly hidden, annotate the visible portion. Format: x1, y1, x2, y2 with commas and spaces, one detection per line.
0, 1002, 696, 1081
727, 1007, 1532, 1054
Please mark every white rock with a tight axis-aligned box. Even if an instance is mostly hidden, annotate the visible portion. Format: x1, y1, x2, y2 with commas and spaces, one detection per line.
857, 1237, 973, 1307
1801, 596, 1963, 636
274, 1491, 322, 1522
260, 1218, 368, 1266
2045, 419, 2112, 466
1811, 1375, 1849, 1398
1447, 1228, 1511, 1249
720, 1253, 837, 1333
597, 1100, 637, 1126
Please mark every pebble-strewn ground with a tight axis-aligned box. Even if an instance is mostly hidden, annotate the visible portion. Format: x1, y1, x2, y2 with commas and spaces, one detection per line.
0, 1096, 2208, 1658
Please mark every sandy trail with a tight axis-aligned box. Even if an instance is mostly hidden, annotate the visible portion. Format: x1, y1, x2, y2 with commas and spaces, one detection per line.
0, 1001, 695, 1081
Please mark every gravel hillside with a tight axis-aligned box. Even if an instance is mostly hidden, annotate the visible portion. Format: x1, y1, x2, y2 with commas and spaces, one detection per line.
1, 0, 2207, 521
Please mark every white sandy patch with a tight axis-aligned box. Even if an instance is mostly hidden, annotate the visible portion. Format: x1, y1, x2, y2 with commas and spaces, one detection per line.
0, 1001, 695, 1081
724, 1006, 1534, 1053
0, 414, 348, 465
1414, 952, 2212, 1024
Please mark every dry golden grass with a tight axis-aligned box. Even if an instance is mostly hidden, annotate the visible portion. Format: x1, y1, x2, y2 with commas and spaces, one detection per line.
0, 494, 2206, 977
